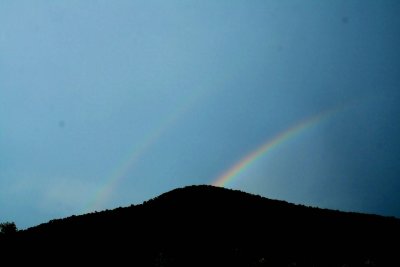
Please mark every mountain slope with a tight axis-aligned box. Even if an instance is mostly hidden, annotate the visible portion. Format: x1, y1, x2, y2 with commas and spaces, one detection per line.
2, 185, 399, 266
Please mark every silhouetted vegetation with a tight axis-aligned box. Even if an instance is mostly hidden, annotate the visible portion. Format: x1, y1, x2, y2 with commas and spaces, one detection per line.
1, 185, 399, 266
0, 222, 17, 235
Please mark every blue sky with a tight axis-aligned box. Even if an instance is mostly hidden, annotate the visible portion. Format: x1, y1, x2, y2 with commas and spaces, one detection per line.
1, 1, 400, 229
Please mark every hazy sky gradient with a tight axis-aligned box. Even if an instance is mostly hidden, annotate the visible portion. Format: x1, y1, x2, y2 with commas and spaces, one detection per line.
1, 1, 400, 229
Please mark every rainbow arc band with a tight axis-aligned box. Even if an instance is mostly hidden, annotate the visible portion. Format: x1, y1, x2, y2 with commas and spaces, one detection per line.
212, 109, 337, 187
84, 90, 207, 213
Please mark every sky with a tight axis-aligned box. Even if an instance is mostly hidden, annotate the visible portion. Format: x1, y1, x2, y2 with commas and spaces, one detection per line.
1, 1, 400, 229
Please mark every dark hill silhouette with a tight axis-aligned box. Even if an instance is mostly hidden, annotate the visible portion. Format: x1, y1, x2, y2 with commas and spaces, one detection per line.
1, 185, 399, 266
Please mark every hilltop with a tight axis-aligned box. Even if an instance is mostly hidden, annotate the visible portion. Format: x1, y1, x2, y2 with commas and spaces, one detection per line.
1, 185, 399, 266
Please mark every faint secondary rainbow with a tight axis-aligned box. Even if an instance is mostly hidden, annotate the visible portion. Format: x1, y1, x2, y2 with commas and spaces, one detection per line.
212, 109, 337, 187
84, 90, 208, 213
83, 118, 173, 213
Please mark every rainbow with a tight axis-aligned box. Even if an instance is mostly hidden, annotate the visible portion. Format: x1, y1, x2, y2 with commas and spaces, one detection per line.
83, 90, 208, 213
83, 121, 171, 213
212, 109, 337, 187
